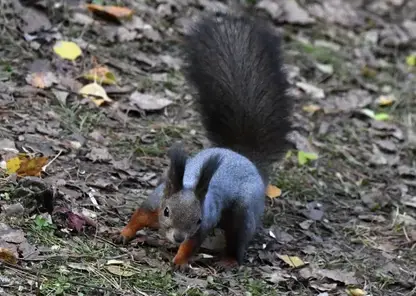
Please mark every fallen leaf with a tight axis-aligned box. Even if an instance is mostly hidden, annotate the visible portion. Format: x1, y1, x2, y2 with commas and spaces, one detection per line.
87, 4, 134, 21
359, 109, 390, 121
377, 95, 396, 106
6, 155, 48, 177
296, 81, 325, 99
347, 288, 367, 296
277, 254, 306, 268
25, 71, 57, 89
323, 90, 372, 113
83, 66, 117, 85
373, 113, 390, 121
0, 248, 17, 264
0, 223, 26, 244
406, 54, 416, 67
374, 139, 397, 153
299, 220, 314, 230
52, 89, 69, 105
266, 184, 281, 199
79, 82, 113, 106
297, 151, 318, 165
21, 7, 52, 34
302, 104, 321, 113
299, 266, 358, 285
315, 63, 334, 74
67, 212, 87, 232
311, 282, 337, 292
6, 156, 21, 174
86, 147, 113, 163
53, 41, 82, 61
0, 139, 18, 153
130, 91, 173, 111
268, 273, 286, 283
106, 265, 135, 277
16, 157, 48, 177
302, 201, 324, 221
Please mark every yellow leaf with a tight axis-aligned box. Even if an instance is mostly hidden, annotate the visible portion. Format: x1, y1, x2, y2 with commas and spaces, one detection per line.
79, 82, 113, 106
6, 156, 21, 174
87, 4, 134, 20
266, 184, 281, 199
377, 95, 396, 106
0, 248, 17, 265
277, 254, 306, 268
302, 104, 321, 113
83, 66, 117, 85
53, 41, 82, 61
347, 288, 367, 296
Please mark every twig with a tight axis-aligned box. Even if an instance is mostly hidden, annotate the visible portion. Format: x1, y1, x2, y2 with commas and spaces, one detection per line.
42, 150, 63, 172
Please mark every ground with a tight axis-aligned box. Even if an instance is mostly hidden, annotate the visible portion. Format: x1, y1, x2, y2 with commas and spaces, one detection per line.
0, 0, 415, 295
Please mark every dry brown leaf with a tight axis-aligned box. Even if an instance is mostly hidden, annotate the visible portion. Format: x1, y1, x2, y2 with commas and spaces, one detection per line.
266, 184, 282, 199
86, 4, 134, 21
25, 72, 57, 89
17, 156, 48, 177
0, 248, 17, 264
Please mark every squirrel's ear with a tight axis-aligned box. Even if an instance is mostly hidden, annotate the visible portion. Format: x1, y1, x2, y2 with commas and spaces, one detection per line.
195, 155, 221, 199
164, 143, 188, 197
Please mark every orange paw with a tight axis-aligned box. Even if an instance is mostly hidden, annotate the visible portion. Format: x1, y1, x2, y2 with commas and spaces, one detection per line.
172, 239, 197, 267
114, 208, 159, 245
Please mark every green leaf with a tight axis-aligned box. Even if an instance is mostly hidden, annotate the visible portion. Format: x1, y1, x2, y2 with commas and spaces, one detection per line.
297, 151, 318, 166
373, 113, 390, 121
406, 54, 416, 67
360, 109, 390, 121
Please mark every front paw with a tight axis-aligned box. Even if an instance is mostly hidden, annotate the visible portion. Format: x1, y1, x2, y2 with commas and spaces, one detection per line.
112, 233, 132, 245
172, 262, 190, 272
172, 255, 190, 271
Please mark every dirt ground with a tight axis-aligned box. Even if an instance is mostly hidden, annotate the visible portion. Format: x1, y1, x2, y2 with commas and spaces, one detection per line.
0, 0, 415, 295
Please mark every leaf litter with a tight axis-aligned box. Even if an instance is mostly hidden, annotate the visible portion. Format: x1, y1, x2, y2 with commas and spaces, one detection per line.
0, 0, 415, 295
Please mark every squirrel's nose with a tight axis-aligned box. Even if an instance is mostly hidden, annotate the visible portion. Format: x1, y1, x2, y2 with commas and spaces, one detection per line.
173, 233, 185, 243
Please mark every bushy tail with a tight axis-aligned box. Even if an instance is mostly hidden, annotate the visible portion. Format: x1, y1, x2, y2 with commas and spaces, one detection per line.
182, 13, 292, 177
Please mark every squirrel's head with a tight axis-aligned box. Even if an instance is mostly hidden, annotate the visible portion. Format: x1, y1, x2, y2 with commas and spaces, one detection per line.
158, 143, 220, 245
159, 189, 202, 244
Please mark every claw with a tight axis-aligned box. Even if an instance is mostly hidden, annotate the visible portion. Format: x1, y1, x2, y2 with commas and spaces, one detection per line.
112, 234, 132, 245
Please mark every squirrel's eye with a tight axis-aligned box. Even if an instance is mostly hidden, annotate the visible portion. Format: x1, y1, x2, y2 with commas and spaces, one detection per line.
197, 218, 202, 225
163, 207, 169, 217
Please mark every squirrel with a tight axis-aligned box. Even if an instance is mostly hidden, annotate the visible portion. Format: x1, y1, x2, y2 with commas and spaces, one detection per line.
114, 12, 292, 269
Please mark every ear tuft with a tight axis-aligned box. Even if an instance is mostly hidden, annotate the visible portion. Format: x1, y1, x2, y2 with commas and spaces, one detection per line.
164, 143, 188, 197
195, 154, 222, 198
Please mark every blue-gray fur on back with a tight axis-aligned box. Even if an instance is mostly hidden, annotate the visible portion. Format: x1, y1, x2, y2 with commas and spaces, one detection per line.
183, 148, 266, 231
